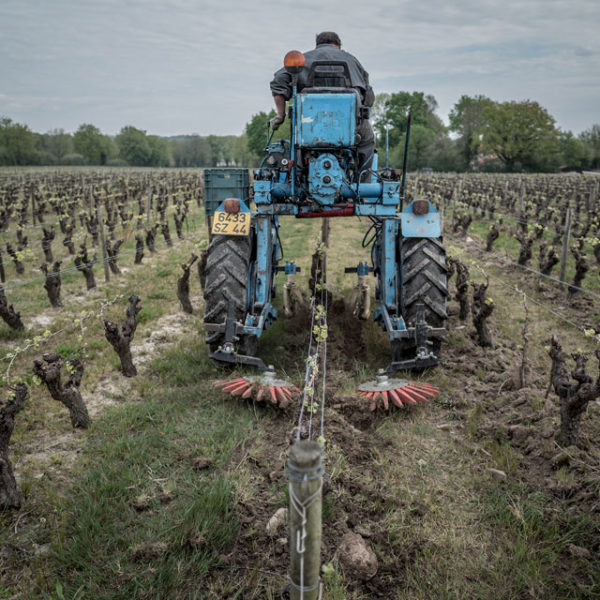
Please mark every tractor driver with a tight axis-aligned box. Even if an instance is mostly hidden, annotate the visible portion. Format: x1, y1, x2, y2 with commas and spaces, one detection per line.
269, 31, 375, 178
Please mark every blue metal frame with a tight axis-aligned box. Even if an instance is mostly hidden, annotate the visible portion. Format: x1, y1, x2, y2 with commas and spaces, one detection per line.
209, 79, 443, 362
241, 213, 279, 338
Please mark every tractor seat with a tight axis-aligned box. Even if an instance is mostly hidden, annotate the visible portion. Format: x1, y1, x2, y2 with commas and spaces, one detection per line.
299, 61, 366, 115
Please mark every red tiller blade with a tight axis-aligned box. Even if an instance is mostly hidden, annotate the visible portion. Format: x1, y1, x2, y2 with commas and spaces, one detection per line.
411, 382, 439, 395
215, 377, 243, 389
396, 387, 417, 405
407, 384, 437, 399
274, 386, 290, 408
408, 384, 437, 395
381, 390, 389, 410
358, 371, 439, 411
404, 387, 428, 403
388, 388, 404, 408
268, 386, 278, 405
213, 379, 234, 389
212, 368, 299, 409
222, 380, 251, 395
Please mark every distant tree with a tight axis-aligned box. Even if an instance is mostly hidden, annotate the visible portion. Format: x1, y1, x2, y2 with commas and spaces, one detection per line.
558, 131, 587, 171
35, 128, 74, 164
245, 112, 270, 160
232, 133, 255, 167
579, 124, 600, 169
429, 136, 462, 172
206, 135, 223, 167
61, 153, 86, 166
219, 136, 238, 166
371, 93, 391, 131
449, 95, 494, 169
46, 128, 73, 161
389, 124, 437, 171
116, 126, 151, 166
170, 135, 211, 167
34, 149, 59, 166
372, 90, 455, 172
397, 128, 463, 172
375, 91, 444, 148
147, 135, 171, 167
479, 101, 559, 171
73, 124, 115, 165
169, 141, 183, 167
245, 109, 290, 163
0, 117, 36, 165
188, 135, 210, 166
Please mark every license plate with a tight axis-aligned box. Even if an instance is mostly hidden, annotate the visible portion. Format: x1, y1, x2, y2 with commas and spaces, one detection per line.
211, 211, 251, 236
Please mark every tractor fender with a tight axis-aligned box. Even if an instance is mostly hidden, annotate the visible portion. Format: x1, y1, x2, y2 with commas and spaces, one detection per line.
400, 199, 441, 238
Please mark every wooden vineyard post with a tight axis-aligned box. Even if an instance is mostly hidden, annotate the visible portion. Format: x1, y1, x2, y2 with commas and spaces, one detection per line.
31, 188, 36, 225
88, 185, 94, 215
146, 190, 152, 226
97, 205, 110, 283
287, 440, 323, 600
321, 217, 330, 248
205, 215, 213, 243
559, 207, 572, 289
518, 179, 525, 219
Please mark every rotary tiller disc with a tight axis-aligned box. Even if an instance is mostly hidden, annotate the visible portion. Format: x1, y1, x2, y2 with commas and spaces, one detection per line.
357, 375, 439, 411
213, 369, 300, 409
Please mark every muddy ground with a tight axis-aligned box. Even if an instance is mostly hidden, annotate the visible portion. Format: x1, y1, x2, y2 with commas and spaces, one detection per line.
204, 255, 600, 598
2, 225, 599, 599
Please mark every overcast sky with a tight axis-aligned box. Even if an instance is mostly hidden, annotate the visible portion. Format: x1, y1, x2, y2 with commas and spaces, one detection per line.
1, 0, 598, 137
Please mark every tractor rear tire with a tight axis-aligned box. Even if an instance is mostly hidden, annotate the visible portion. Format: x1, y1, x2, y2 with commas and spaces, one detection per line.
203, 235, 256, 355
398, 237, 448, 358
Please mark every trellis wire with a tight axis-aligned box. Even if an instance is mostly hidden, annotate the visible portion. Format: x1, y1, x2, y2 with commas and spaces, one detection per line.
1, 263, 178, 386
447, 237, 597, 342
1, 212, 202, 292
444, 227, 600, 301
12, 189, 198, 231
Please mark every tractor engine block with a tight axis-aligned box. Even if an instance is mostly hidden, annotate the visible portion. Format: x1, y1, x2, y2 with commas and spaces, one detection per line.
308, 153, 342, 205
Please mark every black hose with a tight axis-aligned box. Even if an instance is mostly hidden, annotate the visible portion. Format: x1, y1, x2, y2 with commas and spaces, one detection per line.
275, 220, 284, 261
361, 216, 382, 248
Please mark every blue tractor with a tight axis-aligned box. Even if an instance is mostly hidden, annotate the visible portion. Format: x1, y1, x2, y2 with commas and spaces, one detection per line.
203, 51, 447, 378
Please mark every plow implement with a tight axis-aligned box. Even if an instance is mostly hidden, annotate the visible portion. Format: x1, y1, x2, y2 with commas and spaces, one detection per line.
212, 367, 300, 408
213, 368, 439, 413
357, 371, 439, 411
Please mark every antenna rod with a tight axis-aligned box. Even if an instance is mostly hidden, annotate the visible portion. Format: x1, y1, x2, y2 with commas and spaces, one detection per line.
385, 126, 389, 169
399, 112, 412, 206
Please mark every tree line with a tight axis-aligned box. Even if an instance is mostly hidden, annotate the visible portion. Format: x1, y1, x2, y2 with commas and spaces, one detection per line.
371, 93, 600, 172
1, 92, 599, 172
0, 120, 253, 169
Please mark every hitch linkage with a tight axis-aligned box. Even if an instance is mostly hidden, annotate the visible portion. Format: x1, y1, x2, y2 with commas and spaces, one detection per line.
206, 299, 268, 371
385, 304, 439, 374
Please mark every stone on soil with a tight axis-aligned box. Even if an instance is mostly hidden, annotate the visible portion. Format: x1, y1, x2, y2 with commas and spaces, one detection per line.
192, 456, 213, 470
337, 532, 378, 581
266, 507, 288, 538
568, 543, 591, 559
487, 468, 507, 480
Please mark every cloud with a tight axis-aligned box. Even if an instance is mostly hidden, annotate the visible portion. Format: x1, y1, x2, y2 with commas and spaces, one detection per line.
0, 0, 598, 135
